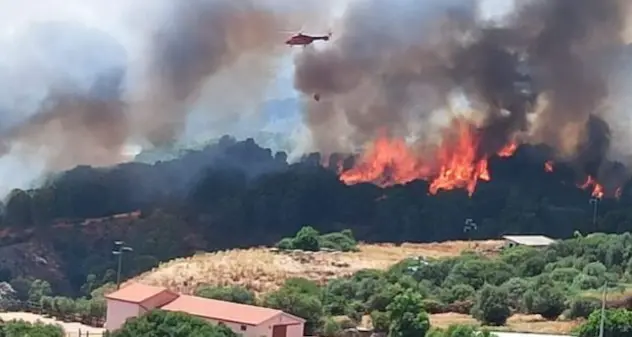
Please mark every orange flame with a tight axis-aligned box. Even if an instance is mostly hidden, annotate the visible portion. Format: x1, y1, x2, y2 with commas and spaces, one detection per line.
578, 176, 604, 199
544, 161, 554, 172
339, 119, 493, 196
497, 142, 518, 157
339, 135, 431, 187
428, 120, 489, 196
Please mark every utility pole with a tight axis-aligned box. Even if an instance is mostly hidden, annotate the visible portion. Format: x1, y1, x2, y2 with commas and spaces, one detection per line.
113, 241, 133, 290
599, 281, 607, 337
589, 197, 600, 227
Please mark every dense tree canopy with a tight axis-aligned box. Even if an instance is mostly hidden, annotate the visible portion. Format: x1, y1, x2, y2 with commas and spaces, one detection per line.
1, 137, 632, 299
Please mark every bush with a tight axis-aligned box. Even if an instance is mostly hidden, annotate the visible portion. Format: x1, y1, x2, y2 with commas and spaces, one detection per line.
572, 274, 601, 290
500, 277, 530, 312
194, 285, 256, 305
321, 317, 343, 337
471, 284, 510, 326
275, 227, 358, 252
319, 231, 359, 252
387, 290, 430, 337
445, 300, 474, 315
370, 311, 390, 333
111, 310, 238, 337
292, 226, 321, 251
440, 284, 475, 304
523, 285, 567, 320
1, 320, 65, 337
422, 299, 447, 314
578, 309, 632, 337
568, 297, 601, 319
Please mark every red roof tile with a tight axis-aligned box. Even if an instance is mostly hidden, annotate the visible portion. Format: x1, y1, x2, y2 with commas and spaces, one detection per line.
161, 295, 295, 326
105, 283, 172, 304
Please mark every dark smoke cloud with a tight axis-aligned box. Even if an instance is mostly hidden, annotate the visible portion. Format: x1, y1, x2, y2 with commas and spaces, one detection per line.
0, 21, 129, 182
0, 0, 331, 194
293, 0, 632, 175
132, 0, 291, 146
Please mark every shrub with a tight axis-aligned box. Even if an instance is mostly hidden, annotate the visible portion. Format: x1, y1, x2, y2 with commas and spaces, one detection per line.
370, 311, 390, 333
568, 297, 601, 319
422, 299, 447, 314
471, 284, 510, 326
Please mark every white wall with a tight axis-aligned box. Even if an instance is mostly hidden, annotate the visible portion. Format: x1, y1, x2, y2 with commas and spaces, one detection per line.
105, 299, 141, 331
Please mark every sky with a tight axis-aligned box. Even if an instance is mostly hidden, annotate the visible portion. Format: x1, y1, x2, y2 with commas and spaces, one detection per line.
0, 0, 518, 151
267, 0, 516, 100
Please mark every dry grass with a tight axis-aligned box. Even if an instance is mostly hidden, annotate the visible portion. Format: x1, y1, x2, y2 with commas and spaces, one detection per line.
130, 240, 504, 295
429, 313, 581, 334
582, 283, 632, 302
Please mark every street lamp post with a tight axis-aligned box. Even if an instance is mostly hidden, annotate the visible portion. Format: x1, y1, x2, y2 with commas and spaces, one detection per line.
113, 241, 133, 290
589, 197, 600, 227
599, 281, 606, 337
464, 219, 478, 249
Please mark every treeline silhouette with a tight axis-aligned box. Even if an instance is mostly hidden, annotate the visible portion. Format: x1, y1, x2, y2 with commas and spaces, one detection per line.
1, 136, 631, 296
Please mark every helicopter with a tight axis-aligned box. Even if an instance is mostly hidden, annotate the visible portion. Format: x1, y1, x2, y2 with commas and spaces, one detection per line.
285, 31, 332, 47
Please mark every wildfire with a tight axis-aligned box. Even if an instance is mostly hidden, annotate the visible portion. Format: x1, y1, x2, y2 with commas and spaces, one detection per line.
428, 120, 490, 196
338, 121, 622, 199
338, 135, 431, 187
339, 119, 492, 196
498, 142, 518, 157
579, 176, 604, 199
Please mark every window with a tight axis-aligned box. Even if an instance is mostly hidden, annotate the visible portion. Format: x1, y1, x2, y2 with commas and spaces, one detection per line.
241, 325, 247, 331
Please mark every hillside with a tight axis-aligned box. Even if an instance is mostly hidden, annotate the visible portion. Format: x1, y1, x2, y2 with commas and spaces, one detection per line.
130, 240, 504, 295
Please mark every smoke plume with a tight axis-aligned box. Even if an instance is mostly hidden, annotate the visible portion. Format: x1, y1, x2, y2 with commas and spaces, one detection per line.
293, 0, 632, 176
0, 0, 331, 195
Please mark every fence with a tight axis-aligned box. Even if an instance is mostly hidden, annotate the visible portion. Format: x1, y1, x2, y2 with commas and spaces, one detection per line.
65, 332, 107, 337
0, 298, 106, 335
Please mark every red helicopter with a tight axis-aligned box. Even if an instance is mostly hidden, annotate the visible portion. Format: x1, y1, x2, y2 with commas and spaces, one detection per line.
285, 31, 332, 47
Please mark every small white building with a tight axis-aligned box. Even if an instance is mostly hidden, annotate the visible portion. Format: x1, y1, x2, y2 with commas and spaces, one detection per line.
502, 235, 557, 248
105, 283, 305, 337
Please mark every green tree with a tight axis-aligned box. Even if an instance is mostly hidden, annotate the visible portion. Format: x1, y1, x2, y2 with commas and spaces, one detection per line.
471, 284, 510, 326
499, 277, 530, 312
292, 226, 321, 251
263, 279, 323, 335
28, 279, 52, 304
111, 310, 239, 337
523, 284, 566, 320
194, 285, 256, 305
321, 316, 343, 337
386, 289, 430, 337
440, 284, 476, 304
370, 310, 390, 333
1, 320, 64, 337
578, 309, 632, 337
568, 297, 601, 319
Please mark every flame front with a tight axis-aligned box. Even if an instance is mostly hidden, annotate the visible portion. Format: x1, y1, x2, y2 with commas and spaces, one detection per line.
428, 120, 489, 196
339, 122, 620, 198
579, 176, 604, 199
340, 119, 492, 196
498, 142, 518, 157
339, 136, 431, 187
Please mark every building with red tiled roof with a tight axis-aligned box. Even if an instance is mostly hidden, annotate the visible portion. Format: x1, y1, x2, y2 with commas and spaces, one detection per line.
104, 283, 305, 337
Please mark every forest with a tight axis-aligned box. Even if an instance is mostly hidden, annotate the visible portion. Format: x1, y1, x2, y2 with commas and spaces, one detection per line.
0, 136, 631, 297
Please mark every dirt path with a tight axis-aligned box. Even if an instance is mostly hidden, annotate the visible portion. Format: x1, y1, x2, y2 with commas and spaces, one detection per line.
0, 312, 104, 335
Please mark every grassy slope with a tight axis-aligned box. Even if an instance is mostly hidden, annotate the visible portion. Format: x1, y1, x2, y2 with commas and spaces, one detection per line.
128, 240, 581, 334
